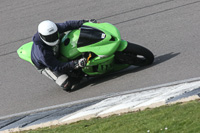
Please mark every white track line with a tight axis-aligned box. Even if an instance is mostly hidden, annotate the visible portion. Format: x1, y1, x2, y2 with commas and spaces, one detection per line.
1, 76, 200, 120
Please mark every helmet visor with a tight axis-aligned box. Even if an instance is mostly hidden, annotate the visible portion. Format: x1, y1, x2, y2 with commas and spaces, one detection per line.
39, 31, 59, 43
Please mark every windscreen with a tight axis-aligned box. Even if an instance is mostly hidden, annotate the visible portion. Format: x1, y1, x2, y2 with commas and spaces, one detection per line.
77, 25, 106, 48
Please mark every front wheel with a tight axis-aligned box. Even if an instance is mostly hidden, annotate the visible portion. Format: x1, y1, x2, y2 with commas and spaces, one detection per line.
115, 42, 154, 66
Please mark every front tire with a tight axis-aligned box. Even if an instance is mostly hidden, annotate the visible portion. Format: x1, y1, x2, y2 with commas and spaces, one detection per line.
115, 42, 154, 66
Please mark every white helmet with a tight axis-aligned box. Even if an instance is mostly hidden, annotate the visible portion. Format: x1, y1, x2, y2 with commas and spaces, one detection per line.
38, 20, 59, 46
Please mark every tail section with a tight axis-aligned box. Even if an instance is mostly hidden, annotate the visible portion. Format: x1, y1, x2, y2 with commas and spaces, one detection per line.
17, 42, 34, 65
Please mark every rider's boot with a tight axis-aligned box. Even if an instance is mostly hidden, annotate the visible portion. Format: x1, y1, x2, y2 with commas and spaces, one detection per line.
62, 77, 82, 92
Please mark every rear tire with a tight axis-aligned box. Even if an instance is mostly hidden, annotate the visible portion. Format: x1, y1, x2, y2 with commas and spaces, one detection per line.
115, 42, 154, 66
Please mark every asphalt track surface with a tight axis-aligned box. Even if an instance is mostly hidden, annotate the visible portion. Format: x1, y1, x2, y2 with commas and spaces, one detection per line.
1, 0, 200, 117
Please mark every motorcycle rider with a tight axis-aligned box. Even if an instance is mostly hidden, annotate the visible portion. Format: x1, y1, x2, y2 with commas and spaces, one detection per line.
31, 19, 96, 91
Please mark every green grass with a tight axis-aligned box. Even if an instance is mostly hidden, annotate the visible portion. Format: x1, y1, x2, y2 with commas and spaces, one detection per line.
21, 100, 200, 133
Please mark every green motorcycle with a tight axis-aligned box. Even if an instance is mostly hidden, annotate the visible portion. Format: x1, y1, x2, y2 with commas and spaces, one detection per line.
17, 22, 154, 77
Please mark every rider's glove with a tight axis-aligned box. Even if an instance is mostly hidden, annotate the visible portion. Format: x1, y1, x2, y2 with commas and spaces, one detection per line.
83, 19, 97, 23
74, 58, 87, 69
89, 19, 97, 23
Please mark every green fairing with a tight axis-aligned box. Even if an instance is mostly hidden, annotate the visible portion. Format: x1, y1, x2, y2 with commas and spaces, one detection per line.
77, 23, 121, 56
60, 22, 129, 75
117, 40, 128, 51
17, 22, 129, 76
60, 22, 123, 59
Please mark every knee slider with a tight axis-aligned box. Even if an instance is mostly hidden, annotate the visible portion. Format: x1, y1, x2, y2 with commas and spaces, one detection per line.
55, 74, 68, 86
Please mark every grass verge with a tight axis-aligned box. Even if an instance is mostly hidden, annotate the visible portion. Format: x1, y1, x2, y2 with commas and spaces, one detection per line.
20, 99, 200, 133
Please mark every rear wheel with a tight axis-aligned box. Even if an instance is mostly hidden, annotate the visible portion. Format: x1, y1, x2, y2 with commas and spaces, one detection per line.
115, 42, 154, 66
